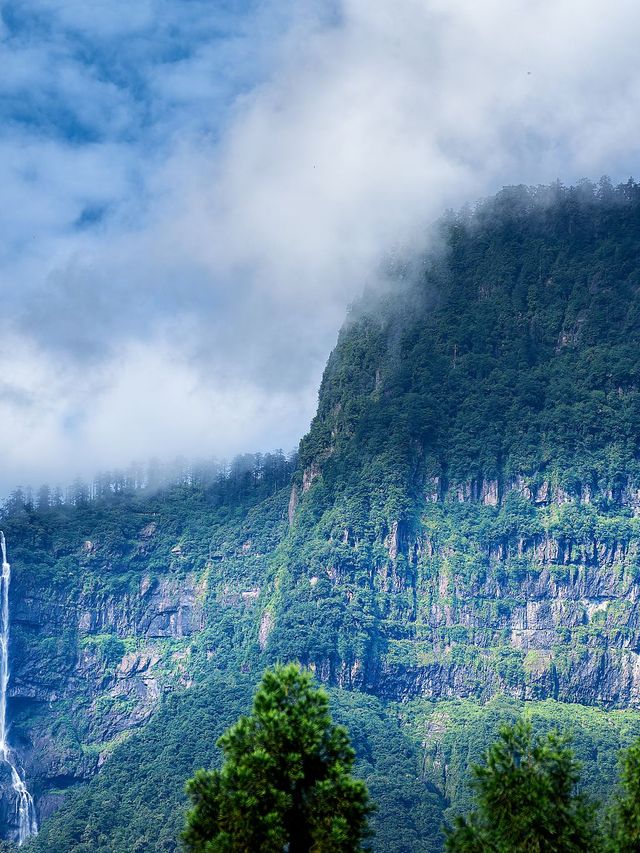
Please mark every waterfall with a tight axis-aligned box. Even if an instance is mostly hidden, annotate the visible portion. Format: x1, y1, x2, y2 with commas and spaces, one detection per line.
0, 532, 37, 845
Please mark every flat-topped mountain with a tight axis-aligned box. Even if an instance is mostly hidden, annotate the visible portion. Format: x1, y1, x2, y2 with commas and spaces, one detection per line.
6, 179, 640, 851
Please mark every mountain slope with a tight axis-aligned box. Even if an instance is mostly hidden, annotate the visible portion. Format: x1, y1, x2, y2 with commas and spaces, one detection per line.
6, 178, 640, 849
271, 179, 640, 702
28, 677, 446, 853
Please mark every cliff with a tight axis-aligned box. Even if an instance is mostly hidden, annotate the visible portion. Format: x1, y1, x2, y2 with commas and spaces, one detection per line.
6, 179, 640, 850
2, 470, 292, 839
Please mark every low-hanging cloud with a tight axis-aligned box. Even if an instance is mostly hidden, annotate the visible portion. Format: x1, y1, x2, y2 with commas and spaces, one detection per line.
2, 0, 640, 493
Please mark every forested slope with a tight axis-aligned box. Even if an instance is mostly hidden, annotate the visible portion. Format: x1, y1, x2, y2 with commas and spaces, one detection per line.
5, 179, 640, 850
274, 179, 640, 702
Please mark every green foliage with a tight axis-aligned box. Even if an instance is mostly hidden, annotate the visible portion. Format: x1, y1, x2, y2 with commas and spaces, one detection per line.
2, 451, 296, 597
13, 182, 640, 851
81, 634, 126, 667
26, 674, 255, 853
301, 180, 640, 501
27, 678, 441, 853
446, 719, 600, 852
330, 690, 445, 853
402, 697, 640, 819
183, 664, 373, 853
607, 741, 640, 852
23, 679, 640, 852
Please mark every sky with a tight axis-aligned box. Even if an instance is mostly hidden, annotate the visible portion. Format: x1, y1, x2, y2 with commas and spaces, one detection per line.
1, 0, 640, 493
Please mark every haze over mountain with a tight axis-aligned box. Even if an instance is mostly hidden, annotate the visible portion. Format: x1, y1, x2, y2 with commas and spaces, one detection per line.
3, 0, 640, 492
5, 1, 640, 850
2, 182, 640, 850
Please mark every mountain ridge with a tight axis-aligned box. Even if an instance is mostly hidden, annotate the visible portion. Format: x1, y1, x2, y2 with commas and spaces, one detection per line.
4, 178, 640, 849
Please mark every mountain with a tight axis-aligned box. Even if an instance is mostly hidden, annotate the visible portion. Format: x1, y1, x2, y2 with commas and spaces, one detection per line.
4, 178, 640, 850
282, 177, 640, 703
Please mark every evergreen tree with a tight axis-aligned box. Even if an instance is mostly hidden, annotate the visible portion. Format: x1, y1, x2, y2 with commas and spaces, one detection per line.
607, 740, 640, 851
35, 483, 51, 511
183, 663, 373, 853
445, 719, 599, 852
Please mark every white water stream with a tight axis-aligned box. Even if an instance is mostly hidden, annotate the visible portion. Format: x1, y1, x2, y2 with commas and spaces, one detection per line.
0, 531, 37, 845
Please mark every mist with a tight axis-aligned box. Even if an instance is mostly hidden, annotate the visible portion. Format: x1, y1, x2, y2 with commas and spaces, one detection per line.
2, 0, 640, 493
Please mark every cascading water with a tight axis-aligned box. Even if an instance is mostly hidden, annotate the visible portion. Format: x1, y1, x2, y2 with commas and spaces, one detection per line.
0, 531, 37, 845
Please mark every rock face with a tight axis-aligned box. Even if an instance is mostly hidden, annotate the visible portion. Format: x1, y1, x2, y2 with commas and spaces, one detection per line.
0, 762, 23, 842
371, 529, 640, 705
8, 182, 640, 842
3, 562, 260, 833
275, 474, 640, 708
12, 572, 207, 700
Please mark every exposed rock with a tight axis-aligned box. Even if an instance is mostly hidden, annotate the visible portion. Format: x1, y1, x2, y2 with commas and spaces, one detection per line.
481, 480, 499, 506
288, 483, 298, 524
425, 477, 440, 502
258, 610, 273, 650
241, 588, 260, 603
302, 464, 320, 493
140, 523, 157, 539
534, 481, 550, 505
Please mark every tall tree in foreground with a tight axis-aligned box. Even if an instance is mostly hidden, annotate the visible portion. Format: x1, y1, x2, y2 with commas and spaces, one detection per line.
183, 663, 373, 853
445, 719, 600, 853
607, 740, 640, 851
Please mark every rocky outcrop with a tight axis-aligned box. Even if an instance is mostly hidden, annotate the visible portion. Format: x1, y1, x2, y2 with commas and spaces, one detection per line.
258, 610, 273, 650
10, 573, 207, 702
316, 521, 640, 706
288, 484, 299, 525
427, 476, 640, 514
2, 566, 233, 832
302, 464, 321, 493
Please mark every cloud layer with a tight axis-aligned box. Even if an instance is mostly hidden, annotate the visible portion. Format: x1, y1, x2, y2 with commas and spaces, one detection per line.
2, 0, 640, 492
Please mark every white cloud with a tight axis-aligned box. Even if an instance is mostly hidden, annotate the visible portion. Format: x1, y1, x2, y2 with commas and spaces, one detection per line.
2, 0, 640, 491
0, 335, 311, 491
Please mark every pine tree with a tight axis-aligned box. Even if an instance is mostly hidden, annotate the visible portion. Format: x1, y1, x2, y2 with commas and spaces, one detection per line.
607, 740, 640, 851
445, 719, 600, 852
183, 663, 373, 853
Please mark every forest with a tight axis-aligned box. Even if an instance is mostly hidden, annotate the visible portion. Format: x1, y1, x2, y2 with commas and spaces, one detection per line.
4, 180, 640, 850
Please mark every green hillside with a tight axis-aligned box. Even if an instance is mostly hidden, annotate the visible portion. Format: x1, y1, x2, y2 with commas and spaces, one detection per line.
5, 178, 640, 850
272, 179, 640, 699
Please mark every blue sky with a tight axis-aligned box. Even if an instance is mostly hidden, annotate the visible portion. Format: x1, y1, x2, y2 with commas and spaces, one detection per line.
2, 0, 640, 492
0, 1, 290, 254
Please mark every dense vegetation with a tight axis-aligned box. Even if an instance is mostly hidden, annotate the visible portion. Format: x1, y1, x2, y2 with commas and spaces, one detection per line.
271, 178, 640, 691
26, 675, 254, 853
301, 178, 640, 495
22, 679, 640, 853
183, 665, 373, 853
6, 180, 640, 850
608, 740, 640, 850
400, 696, 640, 824
446, 720, 597, 852
2, 451, 296, 595
446, 718, 640, 852
24, 675, 442, 853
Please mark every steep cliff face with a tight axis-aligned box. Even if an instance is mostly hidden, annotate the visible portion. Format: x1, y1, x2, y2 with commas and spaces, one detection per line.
7, 566, 257, 828
10, 570, 208, 812
1, 476, 292, 836
263, 182, 640, 715
6, 181, 640, 848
